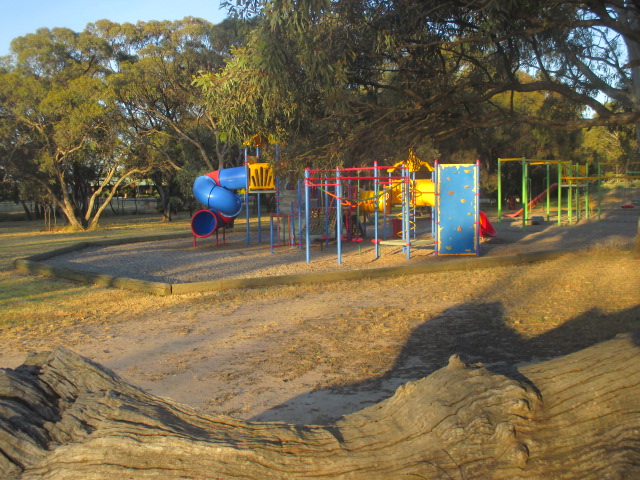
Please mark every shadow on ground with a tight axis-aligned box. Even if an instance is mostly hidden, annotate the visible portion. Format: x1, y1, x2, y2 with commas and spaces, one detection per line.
252, 301, 640, 424
482, 209, 638, 255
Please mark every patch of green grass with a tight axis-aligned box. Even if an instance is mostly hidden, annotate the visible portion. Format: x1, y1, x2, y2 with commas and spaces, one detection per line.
0, 213, 191, 267
0, 211, 278, 348
0, 214, 193, 337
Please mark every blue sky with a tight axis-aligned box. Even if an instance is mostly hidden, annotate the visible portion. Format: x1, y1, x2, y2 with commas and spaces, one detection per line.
1, 0, 229, 56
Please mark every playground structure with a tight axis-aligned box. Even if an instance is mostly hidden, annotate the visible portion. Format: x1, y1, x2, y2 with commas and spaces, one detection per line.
498, 157, 640, 228
190, 138, 276, 246
190, 143, 496, 263
302, 159, 488, 263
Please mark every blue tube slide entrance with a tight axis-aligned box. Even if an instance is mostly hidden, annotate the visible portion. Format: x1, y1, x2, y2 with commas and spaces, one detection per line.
191, 209, 220, 238
191, 166, 247, 238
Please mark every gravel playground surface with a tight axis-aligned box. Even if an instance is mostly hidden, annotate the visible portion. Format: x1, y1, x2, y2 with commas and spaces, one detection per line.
42, 208, 639, 284
6, 207, 640, 426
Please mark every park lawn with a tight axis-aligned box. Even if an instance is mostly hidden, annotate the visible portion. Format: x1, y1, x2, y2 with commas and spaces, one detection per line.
1, 211, 638, 368
0, 210, 638, 426
0, 214, 197, 340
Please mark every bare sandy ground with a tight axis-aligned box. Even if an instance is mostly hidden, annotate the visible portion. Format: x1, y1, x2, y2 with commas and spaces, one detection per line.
3, 207, 640, 425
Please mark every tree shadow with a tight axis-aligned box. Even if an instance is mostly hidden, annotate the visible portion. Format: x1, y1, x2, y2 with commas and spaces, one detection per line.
252, 301, 640, 424
481, 210, 638, 255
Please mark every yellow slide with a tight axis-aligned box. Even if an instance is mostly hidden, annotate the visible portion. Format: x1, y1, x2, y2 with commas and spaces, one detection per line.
414, 179, 435, 207
360, 189, 390, 214
359, 179, 435, 213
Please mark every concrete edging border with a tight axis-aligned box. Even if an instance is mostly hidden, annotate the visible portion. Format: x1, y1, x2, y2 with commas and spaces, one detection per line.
14, 234, 581, 296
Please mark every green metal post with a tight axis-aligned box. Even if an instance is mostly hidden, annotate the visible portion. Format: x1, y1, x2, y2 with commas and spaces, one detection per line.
575, 165, 580, 222
357, 173, 361, 253
569, 163, 576, 225
575, 164, 581, 221
597, 162, 602, 220
574, 172, 582, 223
558, 162, 562, 226
568, 163, 573, 225
585, 163, 590, 219
546, 163, 551, 221
522, 157, 527, 229
497, 158, 502, 221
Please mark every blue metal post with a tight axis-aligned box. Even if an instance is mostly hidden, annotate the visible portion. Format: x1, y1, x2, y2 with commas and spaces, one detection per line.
412, 170, 417, 240
305, 169, 311, 263
434, 160, 439, 256
384, 169, 392, 239
403, 166, 411, 260
431, 167, 436, 250
244, 146, 250, 246
255, 146, 261, 243
522, 157, 527, 230
324, 184, 330, 248
497, 158, 503, 221
270, 215, 275, 254
475, 159, 481, 256
297, 179, 303, 249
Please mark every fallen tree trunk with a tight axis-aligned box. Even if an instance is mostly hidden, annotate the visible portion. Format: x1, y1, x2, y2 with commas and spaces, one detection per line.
1, 334, 639, 479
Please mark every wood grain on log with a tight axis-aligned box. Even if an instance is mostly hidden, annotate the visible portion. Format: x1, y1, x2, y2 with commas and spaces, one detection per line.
1, 333, 639, 479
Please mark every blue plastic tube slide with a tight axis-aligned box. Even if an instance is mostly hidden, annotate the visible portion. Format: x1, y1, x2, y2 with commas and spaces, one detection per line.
191, 167, 247, 238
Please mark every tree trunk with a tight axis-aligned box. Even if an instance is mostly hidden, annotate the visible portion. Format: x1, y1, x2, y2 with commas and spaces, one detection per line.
19, 200, 33, 221
1, 334, 639, 479
153, 181, 171, 222
617, 4, 640, 146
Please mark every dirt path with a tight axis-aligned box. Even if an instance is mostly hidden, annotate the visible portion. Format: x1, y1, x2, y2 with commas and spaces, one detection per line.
2, 211, 639, 425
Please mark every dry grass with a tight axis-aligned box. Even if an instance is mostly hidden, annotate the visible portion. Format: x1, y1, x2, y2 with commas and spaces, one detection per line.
1, 212, 638, 423
0, 213, 336, 349
0, 214, 194, 340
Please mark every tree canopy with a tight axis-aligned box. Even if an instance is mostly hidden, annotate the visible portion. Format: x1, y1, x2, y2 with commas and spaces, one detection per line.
0, 17, 250, 229
210, 0, 640, 166
1, 2, 638, 229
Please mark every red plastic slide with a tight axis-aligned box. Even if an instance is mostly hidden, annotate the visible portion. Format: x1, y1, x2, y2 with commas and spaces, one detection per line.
479, 211, 497, 237
504, 183, 558, 218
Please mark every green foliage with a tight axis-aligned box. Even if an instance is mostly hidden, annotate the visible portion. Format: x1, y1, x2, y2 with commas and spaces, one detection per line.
0, 18, 252, 230
213, 0, 640, 171
4, 2, 640, 227
102, 17, 244, 170
582, 123, 638, 171
192, 27, 319, 148
0, 29, 125, 230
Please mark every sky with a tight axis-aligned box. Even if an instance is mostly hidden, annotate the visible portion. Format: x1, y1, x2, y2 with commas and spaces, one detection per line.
1, 0, 229, 56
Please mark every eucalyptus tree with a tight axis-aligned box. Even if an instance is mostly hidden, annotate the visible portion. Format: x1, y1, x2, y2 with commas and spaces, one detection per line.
87, 18, 249, 218
96, 18, 247, 171
217, 0, 640, 166
0, 19, 250, 228
0, 28, 149, 230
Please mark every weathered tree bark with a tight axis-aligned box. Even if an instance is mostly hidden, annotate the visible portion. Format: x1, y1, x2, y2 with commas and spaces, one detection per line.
1, 334, 639, 479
